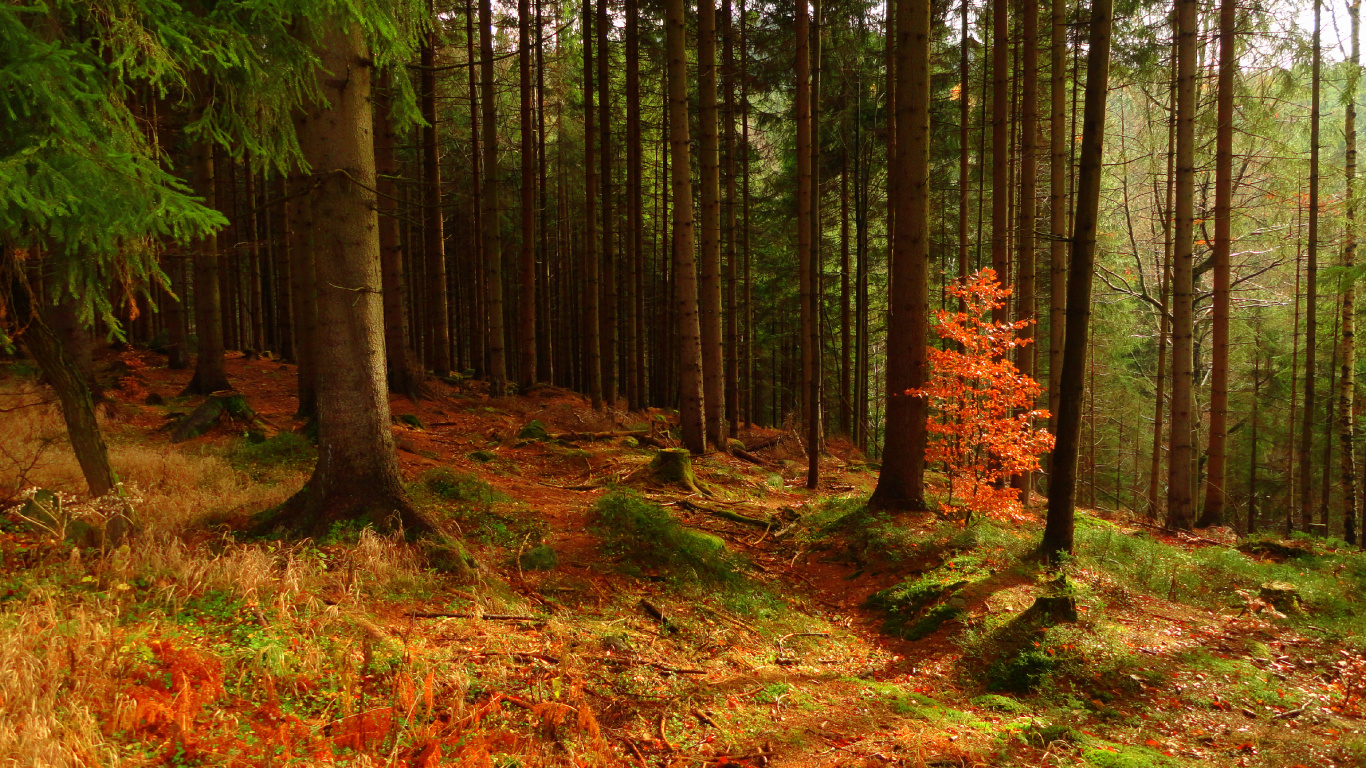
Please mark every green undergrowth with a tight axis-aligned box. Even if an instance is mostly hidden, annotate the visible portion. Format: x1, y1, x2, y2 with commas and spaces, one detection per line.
805, 496, 1035, 564
409, 468, 541, 549
868, 555, 990, 639
1072, 516, 1366, 637
590, 489, 743, 584
229, 431, 316, 472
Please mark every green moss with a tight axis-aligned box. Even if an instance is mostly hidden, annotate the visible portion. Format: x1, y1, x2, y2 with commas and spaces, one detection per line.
1082, 743, 1182, 768
519, 544, 558, 571
469, 450, 497, 463
396, 413, 424, 429
970, 693, 1031, 714
518, 420, 550, 440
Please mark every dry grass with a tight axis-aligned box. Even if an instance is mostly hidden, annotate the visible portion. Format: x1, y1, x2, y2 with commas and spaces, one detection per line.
0, 378, 300, 532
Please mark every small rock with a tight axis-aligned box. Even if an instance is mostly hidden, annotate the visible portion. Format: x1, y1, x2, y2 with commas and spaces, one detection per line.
143, 392, 166, 406
469, 450, 497, 463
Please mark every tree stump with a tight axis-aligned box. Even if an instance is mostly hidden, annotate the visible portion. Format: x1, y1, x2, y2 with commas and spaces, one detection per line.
643, 448, 710, 496
1259, 581, 1301, 614
171, 392, 268, 442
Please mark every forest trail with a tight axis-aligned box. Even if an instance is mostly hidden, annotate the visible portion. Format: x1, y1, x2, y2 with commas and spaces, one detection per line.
2, 351, 1363, 767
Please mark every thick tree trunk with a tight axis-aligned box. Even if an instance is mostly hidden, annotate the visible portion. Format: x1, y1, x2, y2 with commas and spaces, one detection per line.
1166, 0, 1198, 531
262, 22, 454, 553
184, 135, 231, 395
868, 0, 929, 511
699, 0, 726, 447
1042, 0, 1113, 561
666, 0, 707, 453
1198, 0, 1237, 528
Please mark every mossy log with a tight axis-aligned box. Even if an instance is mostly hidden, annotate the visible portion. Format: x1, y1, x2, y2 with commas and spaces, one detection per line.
171, 392, 269, 442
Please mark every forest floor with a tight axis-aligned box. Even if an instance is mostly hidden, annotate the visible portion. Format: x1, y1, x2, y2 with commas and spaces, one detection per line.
1, 348, 1365, 768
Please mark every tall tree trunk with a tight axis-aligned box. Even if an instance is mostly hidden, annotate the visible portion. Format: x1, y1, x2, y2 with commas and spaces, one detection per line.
1322, 309, 1340, 530
990, 0, 1009, 323
518, 0, 538, 390
263, 21, 450, 546
1166, 0, 1198, 531
481, 0, 508, 395
1042, 0, 1114, 561
809, 0, 824, 475
420, 23, 451, 377
724, 0, 740, 438
376, 82, 423, 398
1147, 45, 1177, 519
1249, 312, 1261, 533
840, 153, 852, 437
626, 0, 644, 409
536, 0, 553, 385
1342, 0, 1360, 545
184, 133, 231, 395
466, 0, 486, 378
959, 0, 971, 305
598, 0, 617, 406
699, 0, 726, 447
1198, 0, 1237, 528
1048, 0, 1066, 426
1014, 0, 1038, 500
797, 0, 816, 480
272, 174, 294, 363
666, 0, 707, 452
582, 0, 603, 408
287, 165, 317, 418
742, 0, 753, 428
868, 0, 929, 511
1301, 0, 1322, 532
